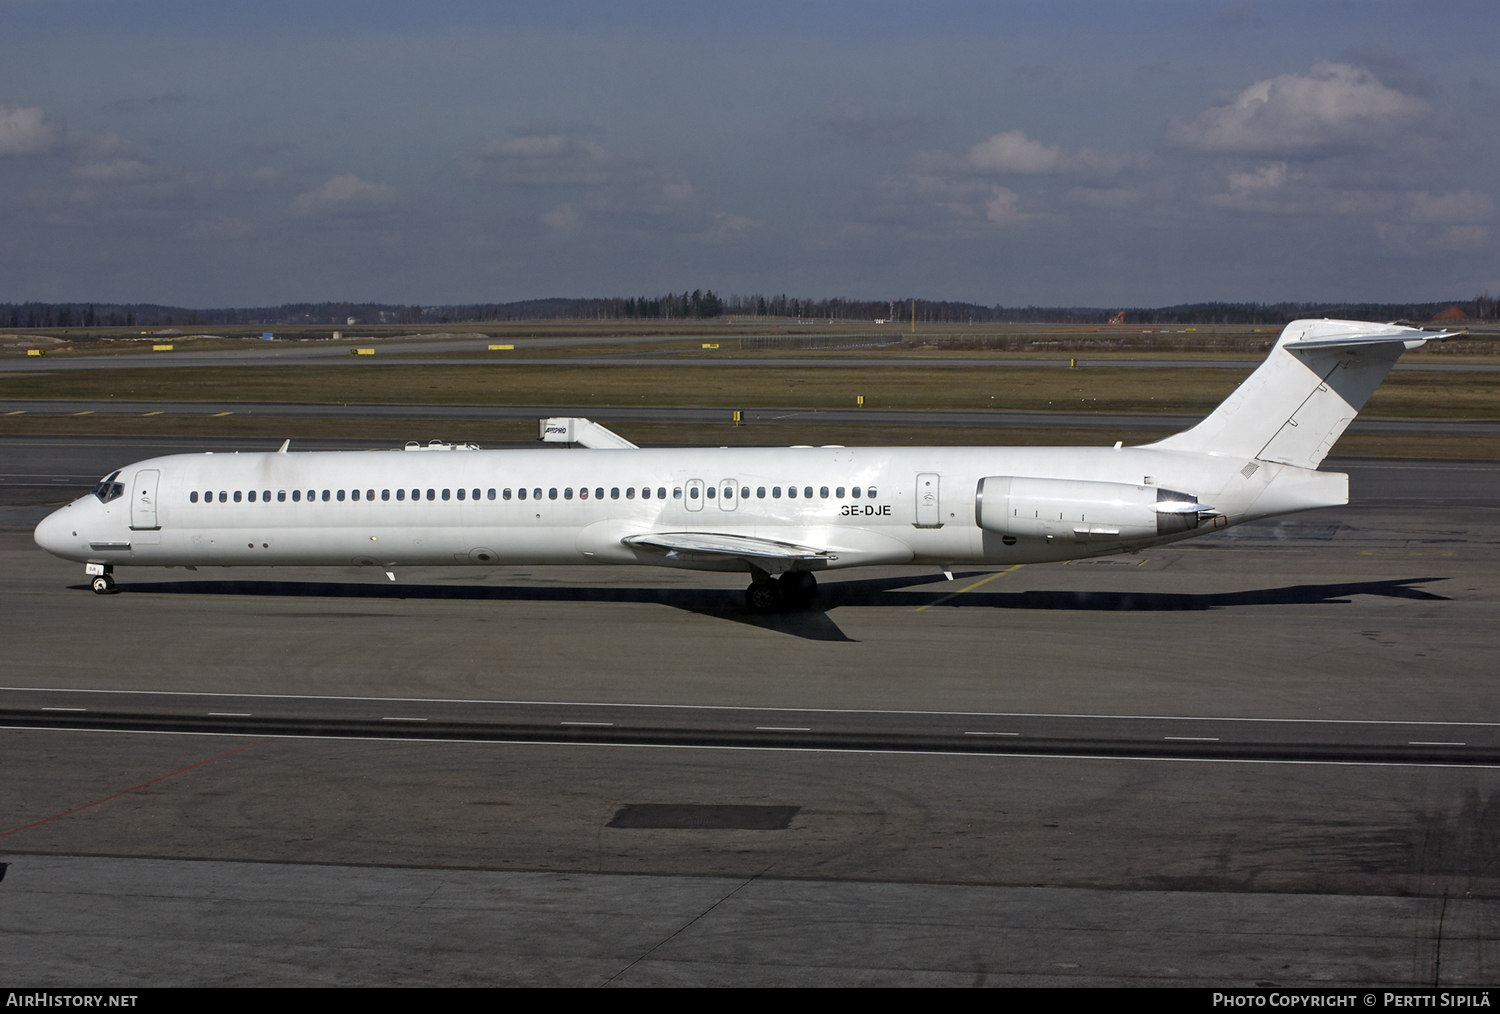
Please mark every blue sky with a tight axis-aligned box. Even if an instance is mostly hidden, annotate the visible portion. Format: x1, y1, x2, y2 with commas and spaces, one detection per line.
1, 1, 1496, 307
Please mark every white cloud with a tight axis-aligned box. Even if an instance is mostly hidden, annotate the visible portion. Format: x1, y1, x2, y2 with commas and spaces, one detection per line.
1405, 190, 1493, 224
695, 211, 763, 242
466, 132, 608, 187
914, 130, 1144, 186
542, 202, 580, 231
984, 186, 1024, 224
292, 174, 399, 217
0, 105, 59, 155
965, 130, 1065, 174
1226, 163, 1289, 194
1169, 63, 1430, 154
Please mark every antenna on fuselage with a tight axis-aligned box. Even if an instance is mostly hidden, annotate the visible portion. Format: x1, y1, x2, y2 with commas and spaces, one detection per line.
277, 439, 290, 454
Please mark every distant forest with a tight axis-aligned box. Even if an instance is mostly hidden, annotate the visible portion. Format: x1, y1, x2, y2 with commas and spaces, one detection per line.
2, 291, 1496, 329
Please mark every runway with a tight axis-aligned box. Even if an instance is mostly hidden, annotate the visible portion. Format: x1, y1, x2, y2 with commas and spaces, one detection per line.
3, 438, 1499, 985
5, 685, 1499, 764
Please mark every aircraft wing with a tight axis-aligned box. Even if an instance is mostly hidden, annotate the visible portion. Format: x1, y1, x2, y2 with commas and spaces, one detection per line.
621, 531, 838, 567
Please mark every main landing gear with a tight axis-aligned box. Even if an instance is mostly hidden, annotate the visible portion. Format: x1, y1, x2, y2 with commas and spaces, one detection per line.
745, 571, 817, 613
87, 565, 117, 594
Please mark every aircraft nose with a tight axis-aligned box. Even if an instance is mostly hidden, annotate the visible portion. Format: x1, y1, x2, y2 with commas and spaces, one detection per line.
34, 504, 80, 559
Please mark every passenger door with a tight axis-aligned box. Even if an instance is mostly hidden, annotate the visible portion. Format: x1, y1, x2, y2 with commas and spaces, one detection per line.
914, 472, 942, 528
130, 469, 161, 530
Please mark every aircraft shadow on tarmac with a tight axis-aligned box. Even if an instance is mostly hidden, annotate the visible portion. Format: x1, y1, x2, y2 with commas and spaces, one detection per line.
100, 572, 1451, 643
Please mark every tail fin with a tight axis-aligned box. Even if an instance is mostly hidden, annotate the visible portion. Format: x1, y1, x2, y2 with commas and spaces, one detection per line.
1148, 319, 1463, 468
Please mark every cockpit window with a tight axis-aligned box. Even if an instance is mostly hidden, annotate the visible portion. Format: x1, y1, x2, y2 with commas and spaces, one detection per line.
91, 471, 125, 503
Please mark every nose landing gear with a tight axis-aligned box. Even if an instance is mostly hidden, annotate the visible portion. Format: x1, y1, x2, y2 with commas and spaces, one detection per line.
87, 564, 117, 594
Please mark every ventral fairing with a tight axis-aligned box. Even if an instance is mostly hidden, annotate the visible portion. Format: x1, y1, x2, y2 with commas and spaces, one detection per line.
34, 319, 1461, 612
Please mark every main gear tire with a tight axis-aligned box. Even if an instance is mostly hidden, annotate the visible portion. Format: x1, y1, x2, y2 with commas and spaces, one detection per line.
745, 581, 783, 613
778, 571, 817, 609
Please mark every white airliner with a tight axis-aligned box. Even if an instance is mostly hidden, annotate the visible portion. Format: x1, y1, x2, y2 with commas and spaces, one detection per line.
33, 319, 1459, 611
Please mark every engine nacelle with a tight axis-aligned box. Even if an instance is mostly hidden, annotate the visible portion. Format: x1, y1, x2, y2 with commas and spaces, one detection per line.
975, 476, 1209, 542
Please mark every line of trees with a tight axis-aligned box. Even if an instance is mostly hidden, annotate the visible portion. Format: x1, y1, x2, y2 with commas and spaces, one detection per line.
3, 293, 1496, 329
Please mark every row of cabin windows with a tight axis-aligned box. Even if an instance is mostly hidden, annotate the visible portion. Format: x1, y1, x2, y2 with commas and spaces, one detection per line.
188, 485, 879, 504
692, 485, 874, 500
192, 488, 498, 503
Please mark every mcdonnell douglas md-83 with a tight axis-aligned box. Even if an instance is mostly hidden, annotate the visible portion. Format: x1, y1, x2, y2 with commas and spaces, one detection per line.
34, 319, 1461, 612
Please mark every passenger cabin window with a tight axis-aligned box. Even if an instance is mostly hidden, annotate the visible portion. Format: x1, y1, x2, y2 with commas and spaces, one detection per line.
836, 487, 845, 498
502, 489, 511, 500
234, 491, 243, 502
278, 491, 286, 502
396, 489, 405, 501
740, 487, 749, 499
381, 490, 390, 501
248, 491, 257, 502
851, 487, 860, 499
611, 488, 620, 499
868, 487, 877, 498
322, 490, 331, 502
673, 487, 682, 499
487, 489, 495, 500
190, 491, 199, 503
293, 490, 302, 502
366, 489, 374, 500
533, 488, 542, 500
787, 486, 796, 499
427, 489, 435, 501
564, 488, 573, 500
351, 490, 359, 501
518, 488, 527, 500
549, 488, 558, 500
595, 487, 603, 500
442, 489, 450, 501
457, 488, 465, 500
639, 487, 648, 499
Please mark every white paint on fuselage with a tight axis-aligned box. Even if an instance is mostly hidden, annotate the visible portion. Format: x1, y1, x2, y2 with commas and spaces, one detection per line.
32, 443, 1338, 575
